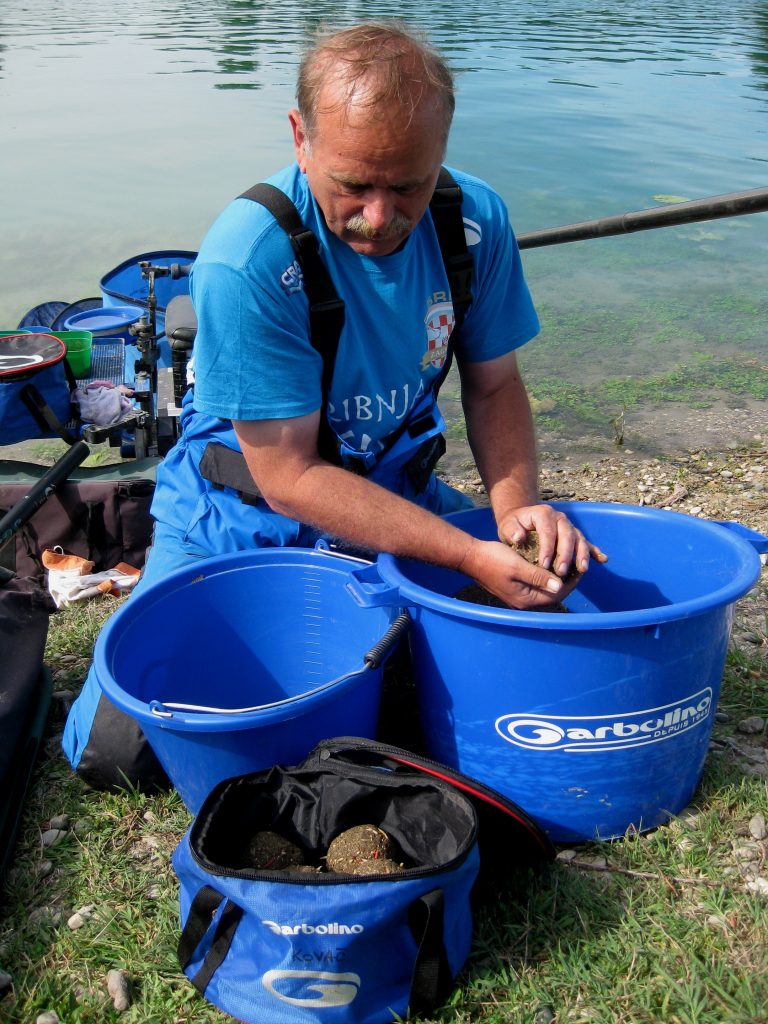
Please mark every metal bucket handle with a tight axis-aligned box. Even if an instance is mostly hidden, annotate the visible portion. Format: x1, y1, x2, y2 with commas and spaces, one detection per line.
149, 611, 411, 718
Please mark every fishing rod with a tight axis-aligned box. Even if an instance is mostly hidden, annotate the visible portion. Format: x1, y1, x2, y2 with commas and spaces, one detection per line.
517, 186, 768, 249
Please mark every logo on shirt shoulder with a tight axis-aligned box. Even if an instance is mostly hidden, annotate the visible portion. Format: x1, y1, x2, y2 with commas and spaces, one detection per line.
422, 301, 454, 370
280, 259, 304, 294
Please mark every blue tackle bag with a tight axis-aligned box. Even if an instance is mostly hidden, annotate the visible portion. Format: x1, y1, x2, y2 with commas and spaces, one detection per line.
172, 737, 554, 1024
0, 333, 73, 445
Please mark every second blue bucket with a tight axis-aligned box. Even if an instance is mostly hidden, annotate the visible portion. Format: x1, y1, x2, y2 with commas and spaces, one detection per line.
93, 548, 407, 812
348, 502, 765, 842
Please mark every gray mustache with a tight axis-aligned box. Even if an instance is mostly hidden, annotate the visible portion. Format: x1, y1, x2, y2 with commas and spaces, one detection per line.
345, 212, 413, 240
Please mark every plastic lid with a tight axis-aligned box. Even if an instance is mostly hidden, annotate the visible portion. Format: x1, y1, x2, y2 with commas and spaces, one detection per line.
63, 305, 144, 332
0, 332, 66, 379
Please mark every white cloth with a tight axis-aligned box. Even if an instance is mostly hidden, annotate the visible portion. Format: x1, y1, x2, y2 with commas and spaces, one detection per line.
74, 381, 133, 426
42, 548, 140, 608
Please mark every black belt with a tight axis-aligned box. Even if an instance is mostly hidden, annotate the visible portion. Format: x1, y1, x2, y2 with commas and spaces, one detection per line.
198, 433, 446, 506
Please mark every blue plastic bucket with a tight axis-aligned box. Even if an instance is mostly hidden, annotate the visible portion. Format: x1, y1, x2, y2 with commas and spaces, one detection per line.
93, 548, 405, 812
348, 502, 766, 842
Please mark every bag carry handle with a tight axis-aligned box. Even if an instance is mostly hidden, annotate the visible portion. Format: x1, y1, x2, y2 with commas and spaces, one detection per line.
178, 885, 244, 995
409, 888, 454, 1015
151, 611, 411, 717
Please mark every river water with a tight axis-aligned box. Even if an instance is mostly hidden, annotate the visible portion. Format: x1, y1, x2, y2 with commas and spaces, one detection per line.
1, 0, 767, 457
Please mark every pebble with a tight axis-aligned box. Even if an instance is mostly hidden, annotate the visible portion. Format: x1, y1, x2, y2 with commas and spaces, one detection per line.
38, 860, 54, 879
28, 907, 53, 929
706, 914, 730, 931
534, 1007, 556, 1024
49, 814, 70, 831
41, 829, 67, 848
737, 716, 765, 734
746, 877, 768, 896
36, 1013, 60, 1024
0, 969, 11, 992
107, 969, 131, 1012
580, 855, 608, 871
749, 813, 767, 841
556, 848, 577, 862
732, 841, 760, 862
67, 905, 95, 931
740, 634, 764, 646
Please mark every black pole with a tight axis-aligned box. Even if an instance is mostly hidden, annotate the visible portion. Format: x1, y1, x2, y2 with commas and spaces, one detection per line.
517, 186, 768, 250
0, 441, 91, 553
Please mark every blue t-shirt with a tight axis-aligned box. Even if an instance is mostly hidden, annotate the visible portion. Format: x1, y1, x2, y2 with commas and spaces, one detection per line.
190, 163, 539, 456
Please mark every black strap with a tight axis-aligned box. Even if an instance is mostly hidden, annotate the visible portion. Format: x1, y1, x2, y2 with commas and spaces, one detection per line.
408, 888, 454, 1014
430, 167, 473, 332
178, 885, 244, 996
19, 383, 76, 446
199, 441, 262, 506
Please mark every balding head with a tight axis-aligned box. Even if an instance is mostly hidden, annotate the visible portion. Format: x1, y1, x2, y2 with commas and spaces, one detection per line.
296, 22, 455, 148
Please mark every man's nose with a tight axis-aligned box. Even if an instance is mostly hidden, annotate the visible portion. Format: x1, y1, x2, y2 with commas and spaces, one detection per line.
362, 190, 395, 230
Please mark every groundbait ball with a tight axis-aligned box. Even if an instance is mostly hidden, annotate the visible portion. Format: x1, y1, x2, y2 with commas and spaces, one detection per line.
246, 830, 306, 870
326, 824, 399, 874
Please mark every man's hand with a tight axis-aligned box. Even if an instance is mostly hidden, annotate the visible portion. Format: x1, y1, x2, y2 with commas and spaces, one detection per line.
456, 537, 574, 609
496, 503, 608, 579
454, 504, 608, 610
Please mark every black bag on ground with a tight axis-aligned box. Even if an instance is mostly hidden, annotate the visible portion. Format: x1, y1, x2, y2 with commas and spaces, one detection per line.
173, 737, 553, 1024
0, 576, 55, 878
0, 459, 158, 579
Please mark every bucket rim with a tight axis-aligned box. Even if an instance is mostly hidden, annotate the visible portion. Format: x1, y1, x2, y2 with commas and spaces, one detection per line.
63, 305, 144, 331
93, 547, 398, 731
377, 501, 762, 630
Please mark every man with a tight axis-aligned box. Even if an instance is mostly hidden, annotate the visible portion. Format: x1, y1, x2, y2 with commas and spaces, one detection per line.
64, 21, 602, 790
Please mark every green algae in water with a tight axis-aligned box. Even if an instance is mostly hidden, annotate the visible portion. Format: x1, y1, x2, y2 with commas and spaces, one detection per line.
653, 194, 691, 204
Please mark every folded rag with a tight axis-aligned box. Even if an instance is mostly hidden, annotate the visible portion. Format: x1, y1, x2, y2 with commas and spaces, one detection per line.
74, 381, 134, 427
42, 548, 140, 608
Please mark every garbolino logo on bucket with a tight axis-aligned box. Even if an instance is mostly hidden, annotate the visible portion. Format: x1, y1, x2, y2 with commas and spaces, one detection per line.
495, 688, 713, 753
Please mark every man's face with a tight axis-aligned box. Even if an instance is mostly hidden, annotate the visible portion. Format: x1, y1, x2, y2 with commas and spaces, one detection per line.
290, 86, 446, 257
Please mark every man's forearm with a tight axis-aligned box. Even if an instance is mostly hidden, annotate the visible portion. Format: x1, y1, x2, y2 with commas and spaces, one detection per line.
246, 448, 476, 570
461, 357, 541, 521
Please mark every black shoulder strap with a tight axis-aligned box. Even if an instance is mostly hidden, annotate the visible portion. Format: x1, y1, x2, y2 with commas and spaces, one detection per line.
430, 167, 473, 333
240, 182, 344, 462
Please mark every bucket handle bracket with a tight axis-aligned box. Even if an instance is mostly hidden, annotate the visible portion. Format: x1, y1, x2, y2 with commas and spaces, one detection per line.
345, 563, 403, 608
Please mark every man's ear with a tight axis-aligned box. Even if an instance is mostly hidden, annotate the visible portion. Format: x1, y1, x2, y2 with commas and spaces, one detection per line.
289, 109, 308, 171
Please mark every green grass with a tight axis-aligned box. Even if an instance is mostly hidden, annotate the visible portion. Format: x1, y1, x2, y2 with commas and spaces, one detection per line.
1, 586, 767, 1023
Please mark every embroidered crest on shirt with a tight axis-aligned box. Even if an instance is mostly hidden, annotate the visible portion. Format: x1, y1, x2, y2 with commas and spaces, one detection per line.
280, 259, 304, 294
422, 301, 454, 370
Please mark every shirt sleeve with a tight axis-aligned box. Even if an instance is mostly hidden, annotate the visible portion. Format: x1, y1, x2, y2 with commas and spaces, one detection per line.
189, 215, 324, 422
